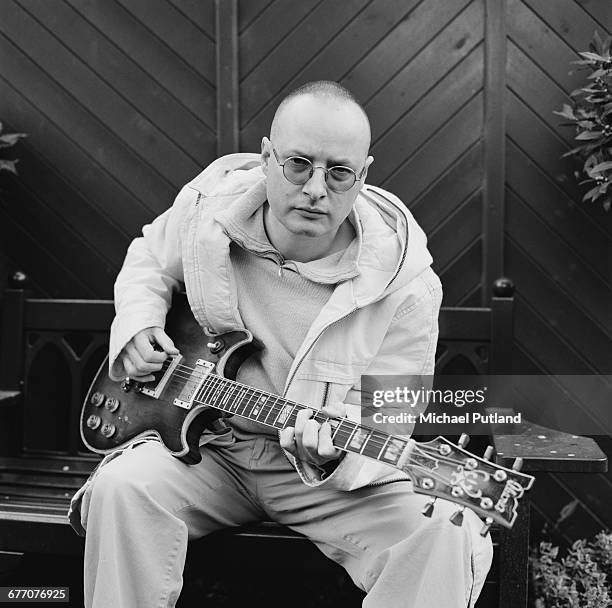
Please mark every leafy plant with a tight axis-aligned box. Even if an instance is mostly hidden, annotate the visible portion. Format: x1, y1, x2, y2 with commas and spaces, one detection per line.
554, 31, 612, 212
531, 532, 612, 608
0, 121, 27, 175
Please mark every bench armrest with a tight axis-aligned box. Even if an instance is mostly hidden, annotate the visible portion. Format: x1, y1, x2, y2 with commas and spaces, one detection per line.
487, 407, 608, 473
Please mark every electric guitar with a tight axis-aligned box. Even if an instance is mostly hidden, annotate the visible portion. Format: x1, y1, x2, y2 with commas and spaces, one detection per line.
81, 293, 534, 535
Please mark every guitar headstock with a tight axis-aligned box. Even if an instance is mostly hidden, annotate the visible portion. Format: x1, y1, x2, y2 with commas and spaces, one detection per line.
402, 434, 534, 534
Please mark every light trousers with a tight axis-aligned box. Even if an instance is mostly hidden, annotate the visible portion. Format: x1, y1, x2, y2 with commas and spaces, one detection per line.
77, 437, 493, 608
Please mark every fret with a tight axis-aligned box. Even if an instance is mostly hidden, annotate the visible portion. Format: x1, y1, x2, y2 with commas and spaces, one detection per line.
219, 382, 235, 411
378, 437, 408, 466
377, 434, 392, 460
253, 394, 272, 422
358, 428, 374, 455
262, 397, 280, 425
233, 386, 249, 415
361, 429, 388, 460
272, 400, 296, 428
209, 380, 224, 409
199, 376, 215, 405
330, 418, 344, 441
347, 426, 371, 453
340, 421, 358, 450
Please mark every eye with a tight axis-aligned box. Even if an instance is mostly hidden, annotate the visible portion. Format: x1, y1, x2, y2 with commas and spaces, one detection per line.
329, 166, 355, 180
285, 157, 311, 172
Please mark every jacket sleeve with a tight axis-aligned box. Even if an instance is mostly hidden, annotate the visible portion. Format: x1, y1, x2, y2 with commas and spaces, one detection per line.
108, 185, 197, 380
293, 269, 443, 490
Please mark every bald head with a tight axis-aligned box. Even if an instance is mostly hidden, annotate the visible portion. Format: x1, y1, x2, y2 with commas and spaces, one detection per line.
270, 81, 371, 150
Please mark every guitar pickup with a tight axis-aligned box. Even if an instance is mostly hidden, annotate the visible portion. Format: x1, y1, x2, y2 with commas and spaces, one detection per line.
140, 354, 183, 399
173, 359, 215, 410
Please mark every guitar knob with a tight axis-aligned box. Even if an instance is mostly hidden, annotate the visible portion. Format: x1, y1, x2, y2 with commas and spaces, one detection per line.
86, 414, 101, 430
100, 422, 116, 438
480, 516, 494, 537
494, 470, 508, 482
450, 507, 465, 526
104, 397, 120, 412
483, 445, 494, 460
480, 497, 494, 510
422, 498, 437, 518
207, 340, 224, 354
458, 433, 470, 448
90, 392, 105, 407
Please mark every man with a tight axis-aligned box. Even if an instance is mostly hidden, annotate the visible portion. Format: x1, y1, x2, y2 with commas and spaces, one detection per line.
70, 81, 492, 607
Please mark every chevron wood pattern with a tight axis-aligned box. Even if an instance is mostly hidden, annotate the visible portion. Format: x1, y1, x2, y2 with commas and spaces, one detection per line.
504, 0, 612, 544
0, 0, 610, 544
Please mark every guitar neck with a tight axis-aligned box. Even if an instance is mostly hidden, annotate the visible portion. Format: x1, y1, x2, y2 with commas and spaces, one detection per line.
196, 374, 409, 468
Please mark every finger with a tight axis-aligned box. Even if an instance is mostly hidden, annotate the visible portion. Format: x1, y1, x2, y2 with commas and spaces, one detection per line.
132, 332, 168, 364
317, 422, 341, 460
299, 419, 322, 461
125, 342, 163, 374
279, 427, 296, 456
151, 328, 180, 356
321, 402, 346, 419
121, 354, 155, 383
293, 408, 313, 445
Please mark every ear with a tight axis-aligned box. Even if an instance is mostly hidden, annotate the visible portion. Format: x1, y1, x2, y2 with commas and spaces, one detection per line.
261, 137, 272, 176
360, 155, 374, 186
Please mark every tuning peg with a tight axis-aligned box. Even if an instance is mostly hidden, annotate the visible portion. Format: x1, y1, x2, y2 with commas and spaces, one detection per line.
458, 433, 470, 448
480, 517, 494, 537
483, 445, 494, 460
422, 498, 437, 518
512, 457, 524, 472
450, 507, 465, 526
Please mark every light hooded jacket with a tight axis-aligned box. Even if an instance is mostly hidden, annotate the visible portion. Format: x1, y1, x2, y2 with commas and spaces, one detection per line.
108, 153, 442, 491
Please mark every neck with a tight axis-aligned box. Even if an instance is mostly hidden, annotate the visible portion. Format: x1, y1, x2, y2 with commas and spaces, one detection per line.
264, 205, 354, 262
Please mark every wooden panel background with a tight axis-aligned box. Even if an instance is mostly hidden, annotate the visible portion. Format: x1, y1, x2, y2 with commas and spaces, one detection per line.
503, 0, 612, 545
0, 0, 611, 542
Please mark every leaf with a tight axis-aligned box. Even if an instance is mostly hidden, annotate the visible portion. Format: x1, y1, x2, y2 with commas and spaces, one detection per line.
562, 147, 585, 158
0, 159, 18, 174
576, 131, 603, 140
554, 104, 577, 120
0, 133, 27, 147
579, 51, 607, 62
583, 185, 604, 202
588, 69, 608, 79
604, 198, 611, 211
557, 499, 580, 525
591, 161, 612, 173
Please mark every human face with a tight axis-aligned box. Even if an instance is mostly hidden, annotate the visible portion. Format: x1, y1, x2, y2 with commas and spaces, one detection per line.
261, 95, 373, 244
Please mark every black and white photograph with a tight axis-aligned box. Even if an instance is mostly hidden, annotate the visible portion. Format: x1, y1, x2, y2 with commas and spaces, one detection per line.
0, 1, 611, 607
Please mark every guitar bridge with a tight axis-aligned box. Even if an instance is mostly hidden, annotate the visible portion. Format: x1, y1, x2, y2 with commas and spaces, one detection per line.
140, 354, 183, 399
173, 359, 215, 410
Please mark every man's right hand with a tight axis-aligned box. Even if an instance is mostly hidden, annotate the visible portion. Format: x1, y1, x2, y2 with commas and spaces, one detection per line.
120, 327, 179, 383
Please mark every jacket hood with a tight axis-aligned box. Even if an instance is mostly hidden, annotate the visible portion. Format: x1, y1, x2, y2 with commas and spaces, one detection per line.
186, 153, 434, 307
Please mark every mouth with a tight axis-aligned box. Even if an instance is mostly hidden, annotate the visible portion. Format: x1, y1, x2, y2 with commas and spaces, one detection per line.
294, 207, 327, 216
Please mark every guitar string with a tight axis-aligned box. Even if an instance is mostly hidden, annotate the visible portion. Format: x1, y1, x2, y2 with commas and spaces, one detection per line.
131, 362, 494, 471
137, 369, 485, 471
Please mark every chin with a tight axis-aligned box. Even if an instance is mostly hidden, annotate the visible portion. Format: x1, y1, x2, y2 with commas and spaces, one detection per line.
285, 217, 329, 238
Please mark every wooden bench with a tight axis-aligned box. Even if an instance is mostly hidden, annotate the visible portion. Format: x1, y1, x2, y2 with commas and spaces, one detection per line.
0, 273, 606, 608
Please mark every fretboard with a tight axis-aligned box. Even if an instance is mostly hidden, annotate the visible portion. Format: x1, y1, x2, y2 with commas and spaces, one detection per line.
195, 373, 408, 468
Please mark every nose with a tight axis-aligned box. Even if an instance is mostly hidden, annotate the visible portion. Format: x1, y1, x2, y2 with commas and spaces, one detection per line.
302, 166, 328, 201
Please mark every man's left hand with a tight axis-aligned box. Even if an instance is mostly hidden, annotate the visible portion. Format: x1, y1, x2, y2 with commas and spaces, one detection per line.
279, 403, 345, 467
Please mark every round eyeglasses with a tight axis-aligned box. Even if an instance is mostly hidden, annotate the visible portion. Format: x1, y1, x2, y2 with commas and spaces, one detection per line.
272, 147, 366, 193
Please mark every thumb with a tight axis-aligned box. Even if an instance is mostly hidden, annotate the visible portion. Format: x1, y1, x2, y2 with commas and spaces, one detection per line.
150, 327, 179, 355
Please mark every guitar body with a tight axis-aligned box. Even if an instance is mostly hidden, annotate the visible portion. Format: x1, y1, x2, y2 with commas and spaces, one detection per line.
81, 293, 260, 464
